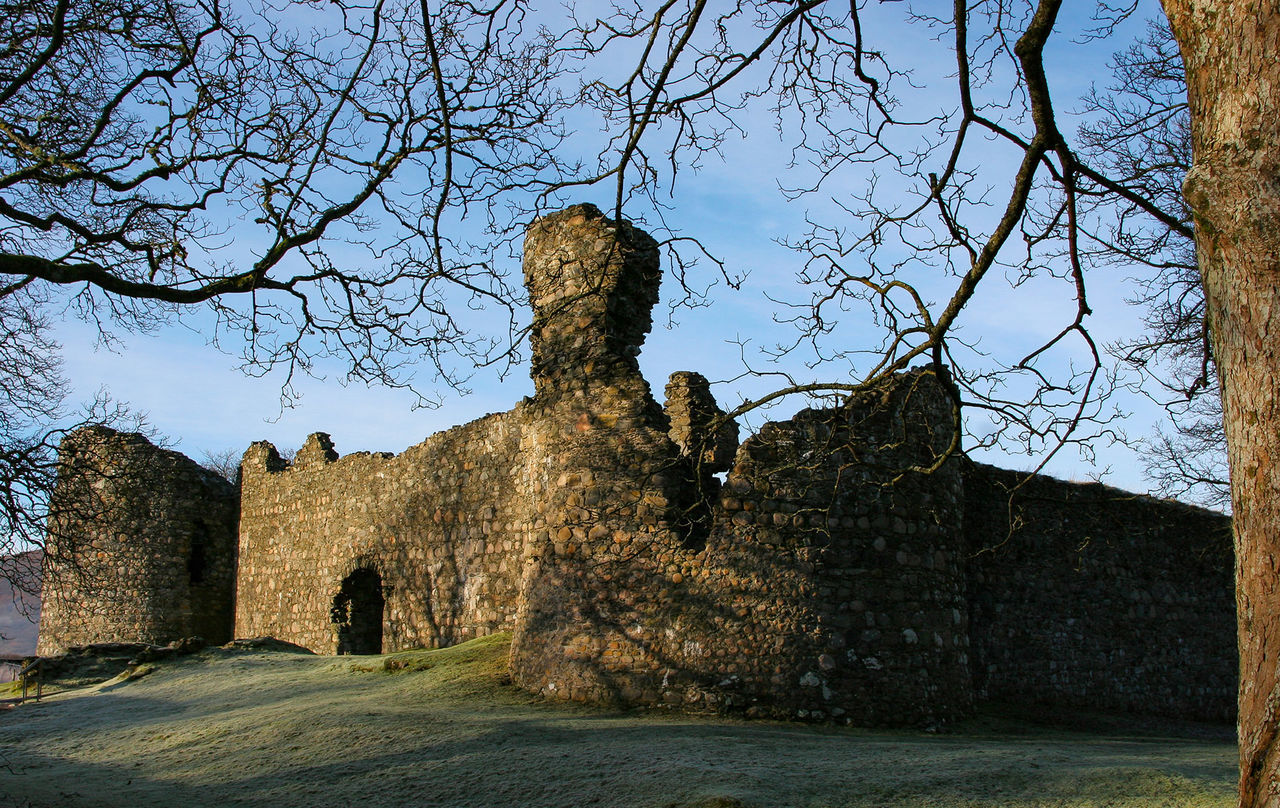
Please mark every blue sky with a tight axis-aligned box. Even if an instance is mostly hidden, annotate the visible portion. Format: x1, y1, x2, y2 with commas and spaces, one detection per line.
49, 0, 1187, 497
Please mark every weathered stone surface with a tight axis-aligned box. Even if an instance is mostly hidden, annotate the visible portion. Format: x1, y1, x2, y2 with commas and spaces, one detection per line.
523, 203, 661, 401
964, 463, 1235, 721
37, 205, 1237, 727
236, 414, 525, 654
664, 371, 738, 472
38, 427, 238, 654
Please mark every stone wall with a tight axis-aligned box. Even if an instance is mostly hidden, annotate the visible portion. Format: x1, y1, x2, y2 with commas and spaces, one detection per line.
236, 414, 527, 654
40, 203, 1239, 728
697, 375, 973, 725
506, 206, 972, 726
38, 427, 239, 654
542, 370, 974, 726
231, 206, 978, 726
963, 462, 1236, 720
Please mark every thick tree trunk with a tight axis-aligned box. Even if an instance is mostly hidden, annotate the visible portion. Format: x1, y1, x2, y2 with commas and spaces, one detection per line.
1160, 2, 1280, 806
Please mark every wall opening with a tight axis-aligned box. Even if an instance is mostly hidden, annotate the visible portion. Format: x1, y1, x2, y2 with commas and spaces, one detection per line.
187, 521, 208, 584
669, 462, 719, 553
674, 489, 714, 553
331, 567, 384, 655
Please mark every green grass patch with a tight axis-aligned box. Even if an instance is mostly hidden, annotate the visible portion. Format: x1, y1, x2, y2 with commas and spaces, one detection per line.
348, 631, 511, 674
343, 632, 523, 704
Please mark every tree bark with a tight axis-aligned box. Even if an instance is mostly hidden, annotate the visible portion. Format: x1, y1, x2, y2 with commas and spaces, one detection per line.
1160, 2, 1280, 806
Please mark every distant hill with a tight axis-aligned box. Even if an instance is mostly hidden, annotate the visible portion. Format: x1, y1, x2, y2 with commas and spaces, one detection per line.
0, 549, 41, 658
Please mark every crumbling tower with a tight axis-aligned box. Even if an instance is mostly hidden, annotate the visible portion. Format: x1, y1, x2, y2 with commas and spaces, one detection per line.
510, 205, 973, 725
510, 203, 691, 695
37, 427, 239, 654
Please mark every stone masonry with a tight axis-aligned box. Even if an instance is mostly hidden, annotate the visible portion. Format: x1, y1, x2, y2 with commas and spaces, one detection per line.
38, 427, 238, 655
964, 462, 1235, 721
38, 204, 1236, 725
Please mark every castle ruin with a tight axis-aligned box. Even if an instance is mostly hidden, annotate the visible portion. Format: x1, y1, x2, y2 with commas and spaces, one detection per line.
39, 204, 1236, 726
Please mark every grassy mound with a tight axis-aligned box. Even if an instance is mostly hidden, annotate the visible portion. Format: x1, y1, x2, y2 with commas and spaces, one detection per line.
0, 633, 1238, 808
346, 632, 512, 679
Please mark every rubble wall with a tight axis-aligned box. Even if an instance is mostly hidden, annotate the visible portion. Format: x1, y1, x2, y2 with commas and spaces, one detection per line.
506, 206, 973, 726
37, 427, 239, 654
964, 462, 1236, 720
40, 204, 1239, 728
235, 413, 528, 654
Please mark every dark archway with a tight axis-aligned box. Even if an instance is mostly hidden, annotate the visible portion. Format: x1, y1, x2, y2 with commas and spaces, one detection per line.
187, 520, 208, 584
331, 567, 384, 655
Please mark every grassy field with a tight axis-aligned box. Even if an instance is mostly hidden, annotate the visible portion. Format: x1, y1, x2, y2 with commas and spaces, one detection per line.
0, 634, 1237, 808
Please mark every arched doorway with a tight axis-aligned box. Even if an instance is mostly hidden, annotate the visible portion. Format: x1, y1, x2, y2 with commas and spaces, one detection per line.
331, 567, 384, 654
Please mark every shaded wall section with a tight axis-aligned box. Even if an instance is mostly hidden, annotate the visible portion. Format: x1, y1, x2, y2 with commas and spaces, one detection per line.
963, 462, 1236, 721
506, 205, 973, 727
721, 376, 972, 725
509, 371, 973, 727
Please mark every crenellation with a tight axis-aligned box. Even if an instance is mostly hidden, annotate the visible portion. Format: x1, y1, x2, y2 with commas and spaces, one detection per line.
294, 432, 339, 467
242, 440, 288, 473
37, 205, 1237, 726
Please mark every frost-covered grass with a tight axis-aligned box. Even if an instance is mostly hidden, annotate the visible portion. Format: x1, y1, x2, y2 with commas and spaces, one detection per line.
0, 633, 1237, 808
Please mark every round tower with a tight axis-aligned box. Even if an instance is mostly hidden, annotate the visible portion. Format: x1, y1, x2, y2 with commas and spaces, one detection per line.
37, 426, 239, 655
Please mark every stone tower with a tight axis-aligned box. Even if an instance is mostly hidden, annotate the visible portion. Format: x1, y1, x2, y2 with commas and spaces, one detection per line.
509, 205, 974, 725
37, 427, 239, 654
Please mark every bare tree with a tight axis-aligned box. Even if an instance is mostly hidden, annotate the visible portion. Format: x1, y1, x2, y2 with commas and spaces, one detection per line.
0, 0, 578, 596
1068, 18, 1228, 509
200, 448, 242, 484
2, 0, 579, 387
564, 0, 1153, 469
0, 394, 148, 616
1159, 3, 1280, 804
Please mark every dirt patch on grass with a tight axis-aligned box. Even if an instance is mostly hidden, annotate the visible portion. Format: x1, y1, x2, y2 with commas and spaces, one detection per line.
0, 633, 1237, 808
